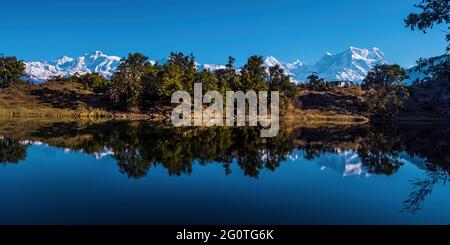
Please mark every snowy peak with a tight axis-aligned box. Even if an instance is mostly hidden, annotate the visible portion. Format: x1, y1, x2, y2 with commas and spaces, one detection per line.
25, 51, 122, 83
198, 63, 226, 71
24, 47, 388, 84
258, 47, 389, 84
264, 56, 284, 67
310, 46, 388, 82
368, 47, 386, 61
263, 56, 303, 69
89, 50, 105, 59
286, 60, 303, 69
262, 56, 304, 82
349, 46, 369, 59
55, 55, 73, 65
348, 47, 386, 64
261, 47, 388, 83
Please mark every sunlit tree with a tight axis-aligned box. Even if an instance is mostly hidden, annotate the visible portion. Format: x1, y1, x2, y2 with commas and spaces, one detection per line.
362, 64, 409, 118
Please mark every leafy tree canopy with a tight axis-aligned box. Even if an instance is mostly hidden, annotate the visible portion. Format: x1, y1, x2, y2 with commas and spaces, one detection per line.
0, 55, 25, 87
109, 53, 153, 109
362, 64, 409, 118
405, 0, 449, 83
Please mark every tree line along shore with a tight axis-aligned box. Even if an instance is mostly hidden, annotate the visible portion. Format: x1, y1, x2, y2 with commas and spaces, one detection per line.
0, 0, 449, 123
0, 52, 447, 125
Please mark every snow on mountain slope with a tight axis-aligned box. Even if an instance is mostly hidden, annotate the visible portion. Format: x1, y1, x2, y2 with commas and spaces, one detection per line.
24, 47, 387, 84
405, 67, 428, 86
25, 51, 121, 83
404, 54, 449, 85
262, 56, 303, 81
262, 47, 388, 84
197, 63, 226, 71
306, 47, 387, 82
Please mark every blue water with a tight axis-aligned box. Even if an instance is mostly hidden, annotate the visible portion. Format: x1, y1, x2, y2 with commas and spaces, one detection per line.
1, 143, 449, 224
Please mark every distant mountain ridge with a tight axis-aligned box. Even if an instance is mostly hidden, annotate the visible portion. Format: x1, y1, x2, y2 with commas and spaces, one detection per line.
260, 47, 388, 83
24, 47, 389, 84
404, 54, 449, 85
25, 51, 121, 83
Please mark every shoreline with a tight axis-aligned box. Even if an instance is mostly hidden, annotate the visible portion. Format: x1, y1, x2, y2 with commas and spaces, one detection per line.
1, 81, 448, 125
1, 109, 448, 126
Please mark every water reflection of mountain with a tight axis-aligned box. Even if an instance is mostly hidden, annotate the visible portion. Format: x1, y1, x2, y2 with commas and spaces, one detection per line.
1, 120, 448, 213
305, 149, 369, 177
305, 149, 430, 178
0, 121, 448, 179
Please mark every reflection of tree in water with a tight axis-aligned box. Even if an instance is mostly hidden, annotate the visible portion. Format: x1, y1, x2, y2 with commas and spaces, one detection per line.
302, 145, 330, 161
293, 125, 363, 161
287, 123, 450, 213
0, 138, 27, 164
109, 125, 151, 178
94, 122, 444, 179
292, 124, 405, 175
357, 125, 404, 176
398, 124, 450, 213
70, 122, 294, 178
1, 120, 449, 213
232, 127, 294, 177
403, 166, 449, 214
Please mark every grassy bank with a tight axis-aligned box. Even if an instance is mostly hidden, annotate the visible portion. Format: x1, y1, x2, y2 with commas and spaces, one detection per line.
1, 80, 446, 126
0, 81, 370, 125
0, 82, 156, 119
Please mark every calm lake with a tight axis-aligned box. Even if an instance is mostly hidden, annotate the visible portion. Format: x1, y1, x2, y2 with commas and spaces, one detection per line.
0, 119, 449, 224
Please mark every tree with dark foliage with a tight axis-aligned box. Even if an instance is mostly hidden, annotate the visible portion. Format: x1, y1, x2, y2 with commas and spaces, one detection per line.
109, 53, 152, 109
268, 65, 298, 109
306, 73, 329, 91
0, 55, 25, 87
362, 64, 409, 118
70, 72, 110, 93
405, 0, 449, 50
240, 56, 268, 92
405, 0, 449, 82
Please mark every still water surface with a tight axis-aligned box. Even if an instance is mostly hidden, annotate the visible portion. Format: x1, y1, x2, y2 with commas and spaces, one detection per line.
0, 120, 449, 224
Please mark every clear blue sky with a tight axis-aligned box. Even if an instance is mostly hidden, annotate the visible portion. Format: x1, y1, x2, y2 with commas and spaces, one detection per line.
0, 0, 447, 67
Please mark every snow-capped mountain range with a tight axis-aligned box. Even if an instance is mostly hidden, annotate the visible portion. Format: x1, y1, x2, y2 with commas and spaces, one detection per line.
25, 51, 121, 83
24, 47, 389, 84
261, 47, 388, 83
285, 149, 427, 178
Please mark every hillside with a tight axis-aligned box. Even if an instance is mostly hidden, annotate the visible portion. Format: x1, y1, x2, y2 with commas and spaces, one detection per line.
23, 47, 388, 84
397, 80, 450, 121
0, 81, 369, 125
1, 80, 448, 124
0, 82, 155, 119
